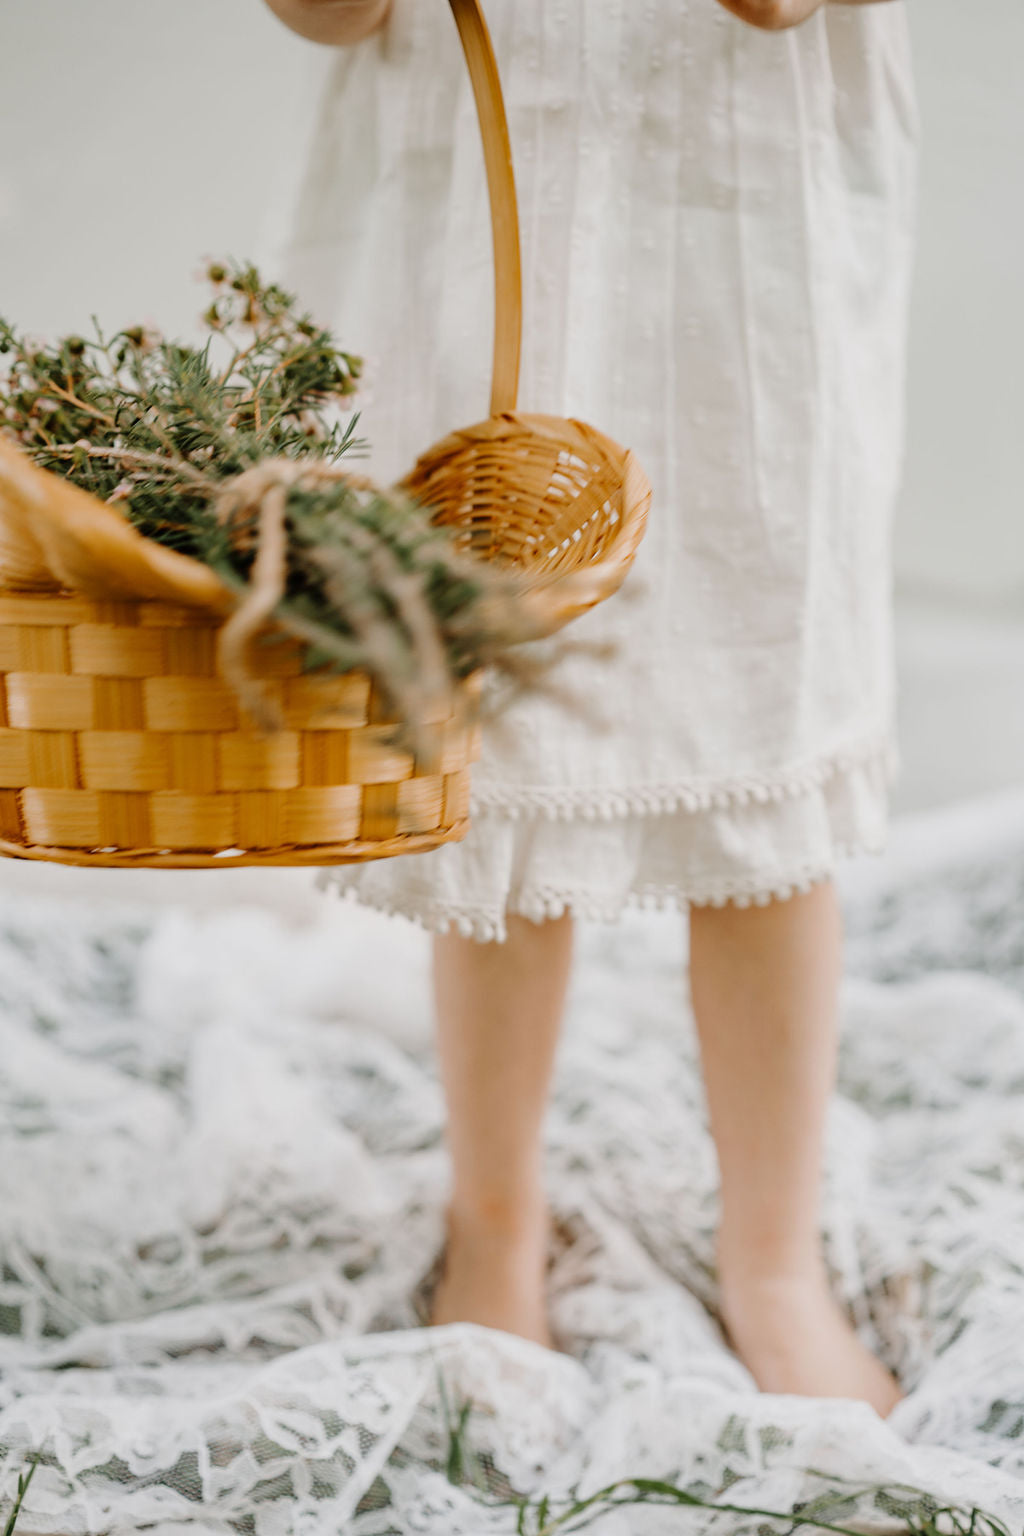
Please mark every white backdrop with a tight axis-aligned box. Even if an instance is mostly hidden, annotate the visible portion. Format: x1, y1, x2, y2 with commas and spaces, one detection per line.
1, 0, 1022, 806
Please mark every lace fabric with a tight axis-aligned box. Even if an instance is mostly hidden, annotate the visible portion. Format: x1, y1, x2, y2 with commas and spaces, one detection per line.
1, 789, 1023, 1532
319, 739, 895, 942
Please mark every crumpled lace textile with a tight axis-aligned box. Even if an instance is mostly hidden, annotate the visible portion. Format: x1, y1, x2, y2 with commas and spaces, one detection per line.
1, 789, 1023, 1533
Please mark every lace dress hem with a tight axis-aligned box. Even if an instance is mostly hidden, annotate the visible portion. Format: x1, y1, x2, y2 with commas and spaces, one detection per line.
318, 848, 880, 944
469, 735, 899, 819
317, 736, 897, 942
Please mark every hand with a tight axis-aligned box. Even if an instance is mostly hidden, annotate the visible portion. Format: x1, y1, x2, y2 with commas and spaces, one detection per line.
715, 0, 894, 30
262, 0, 392, 46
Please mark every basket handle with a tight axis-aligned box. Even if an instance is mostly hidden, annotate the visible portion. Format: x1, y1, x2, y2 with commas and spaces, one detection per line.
448, 0, 522, 416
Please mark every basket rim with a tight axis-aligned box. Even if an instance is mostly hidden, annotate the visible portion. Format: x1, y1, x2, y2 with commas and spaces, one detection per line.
0, 825, 471, 869
403, 410, 653, 638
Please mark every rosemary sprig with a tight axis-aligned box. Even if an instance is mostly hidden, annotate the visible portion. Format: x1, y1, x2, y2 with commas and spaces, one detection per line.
0, 261, 568, 729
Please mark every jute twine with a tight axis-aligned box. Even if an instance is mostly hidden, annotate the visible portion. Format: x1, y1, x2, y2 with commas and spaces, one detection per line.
212, 460, 355, 733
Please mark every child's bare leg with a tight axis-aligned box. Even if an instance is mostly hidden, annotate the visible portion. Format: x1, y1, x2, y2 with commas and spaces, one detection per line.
429, 911, 573, 1346
688, 880, 903, 1416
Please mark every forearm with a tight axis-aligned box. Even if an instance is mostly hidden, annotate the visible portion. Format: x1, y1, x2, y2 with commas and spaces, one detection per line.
718, 0, 895, 29
262, 0, 392, 46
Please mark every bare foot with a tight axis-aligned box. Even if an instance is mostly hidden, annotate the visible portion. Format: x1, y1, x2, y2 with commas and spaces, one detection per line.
719, 1271, 904, 1418
429, 1201, 554, 1349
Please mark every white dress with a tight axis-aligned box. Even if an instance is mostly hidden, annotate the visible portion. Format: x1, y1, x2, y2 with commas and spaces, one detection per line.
267, 0, 919, 940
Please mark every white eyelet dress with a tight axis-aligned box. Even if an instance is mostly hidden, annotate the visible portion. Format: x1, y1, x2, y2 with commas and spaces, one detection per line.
267, 0, 919, 942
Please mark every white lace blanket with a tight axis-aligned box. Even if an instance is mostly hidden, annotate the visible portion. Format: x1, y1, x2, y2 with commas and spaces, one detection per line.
1, 789, 1024, 1534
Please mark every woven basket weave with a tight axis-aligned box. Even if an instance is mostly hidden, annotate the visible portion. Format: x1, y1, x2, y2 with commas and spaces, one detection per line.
0, 0, 650, 869
0, 592, 480, 867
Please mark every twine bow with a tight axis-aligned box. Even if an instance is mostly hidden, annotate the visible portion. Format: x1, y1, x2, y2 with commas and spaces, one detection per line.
211, 460, 354, 733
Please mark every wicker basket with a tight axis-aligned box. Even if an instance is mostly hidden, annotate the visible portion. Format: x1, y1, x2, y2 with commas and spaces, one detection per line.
0, 0, 651, 869
0, 591, 481, 868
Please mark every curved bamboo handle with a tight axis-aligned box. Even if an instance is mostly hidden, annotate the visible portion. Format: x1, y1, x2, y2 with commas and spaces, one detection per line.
448, 0, 522, 416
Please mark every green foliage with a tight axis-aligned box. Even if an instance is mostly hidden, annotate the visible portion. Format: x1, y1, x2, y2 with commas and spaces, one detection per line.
1, 1453, 39, 1536
0, 263, 538, 724
0, 261, 361, 551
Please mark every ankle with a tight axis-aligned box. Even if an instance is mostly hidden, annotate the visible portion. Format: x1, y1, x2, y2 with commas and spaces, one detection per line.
445, 1189, 549, 1240
716, 1232, 829, 1300
716, 1264, 838, 1354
